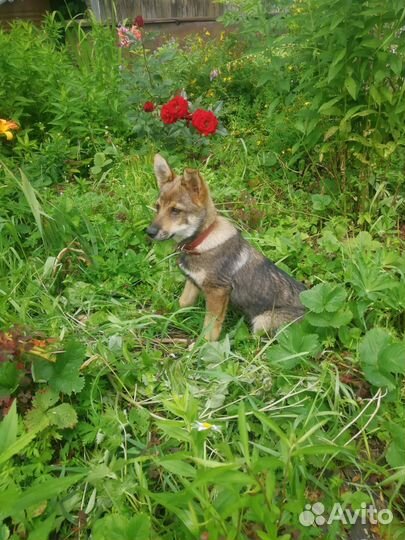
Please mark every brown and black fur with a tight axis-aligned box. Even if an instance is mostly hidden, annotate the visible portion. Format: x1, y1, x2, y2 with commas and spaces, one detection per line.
147, 154, 306, 341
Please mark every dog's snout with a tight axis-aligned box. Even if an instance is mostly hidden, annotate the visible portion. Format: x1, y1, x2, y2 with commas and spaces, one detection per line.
146, 224, 159, 238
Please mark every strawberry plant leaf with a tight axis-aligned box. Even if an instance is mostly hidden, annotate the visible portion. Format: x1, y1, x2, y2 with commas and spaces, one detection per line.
92, 513, 151, 540
379, 344, 405, 374
32, 388, 59, 411
359, 328, 391, 366
386, 425, 405, 468
267, 324, 321, 368
48, 403, 78, 429
359, 329, 405, 389
49, 340, 85, 396
306, 308, 352, 328
300, 283, 346, 313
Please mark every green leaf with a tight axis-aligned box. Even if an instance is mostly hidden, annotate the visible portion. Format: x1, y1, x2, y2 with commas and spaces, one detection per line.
32, 388, 59, 411
359, 329, 405, 389
344, 76, 358, 99
49, 340, 86, 395
28, 513, 57, 540
238, 401, 251, 466
31, 359, 54, 383
158, 458, 196, 478
370, 85, 381, 105
0, 416, 50, 466
0, 475, 85, 520
327, 48, 346, 83
193, 467, 253, 487
255, 413, 290, 446
0, 400, 17, 454
93, 152, 106, 168
386, 425, 405, 468
19, 169, 45, 240
380, 344, 405, 374
155, 420, 192, 443
359, 328, 391, 366
323, 125, 339, 141
346, 256, 398, 301
306, 308, 352, 328
48, 403, 78, 429
0, 524, 10, 540
126, 514, 151, 540
1, 164, 50, 245
328, 61, 344, 83
311, 194, 332, 211
318, 96, 342, 114
0, 362, 19, 395
93, 514, 151, 540
292, 444, 353, 457
390, 54, 402, 76
300, 283, 347, 313
267, 324, 321, 369
362, 366, 395, 390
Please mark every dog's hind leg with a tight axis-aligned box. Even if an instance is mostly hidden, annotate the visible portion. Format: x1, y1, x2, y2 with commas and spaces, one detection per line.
252, 307, 305, 334
179, 279, 200, 308
203, 287, 230, 341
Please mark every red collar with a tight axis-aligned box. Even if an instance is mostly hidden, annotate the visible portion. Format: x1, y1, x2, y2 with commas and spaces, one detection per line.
180, 220, 217, 254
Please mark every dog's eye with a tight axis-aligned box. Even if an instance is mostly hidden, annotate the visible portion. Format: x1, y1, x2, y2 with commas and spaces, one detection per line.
171, 207, 182, 215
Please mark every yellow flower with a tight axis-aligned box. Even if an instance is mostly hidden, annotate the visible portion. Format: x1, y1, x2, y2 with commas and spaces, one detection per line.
0, 119, 19, 141
205, 31, 211, 37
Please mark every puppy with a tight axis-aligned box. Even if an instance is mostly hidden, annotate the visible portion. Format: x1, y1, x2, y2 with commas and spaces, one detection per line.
147, 154, 306, 341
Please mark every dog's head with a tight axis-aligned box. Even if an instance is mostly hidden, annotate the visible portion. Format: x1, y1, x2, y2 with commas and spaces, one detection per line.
146, 154, 213, 241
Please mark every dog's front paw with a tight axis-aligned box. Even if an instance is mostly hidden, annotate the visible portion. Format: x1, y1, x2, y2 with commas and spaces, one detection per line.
179, 280, 200, 308
179, 295, 195, 308
203, 326, 221, 342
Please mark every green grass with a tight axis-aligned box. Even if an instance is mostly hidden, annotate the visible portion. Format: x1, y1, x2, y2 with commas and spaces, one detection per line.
1, 141, 404, 539
1, 11, 405, 540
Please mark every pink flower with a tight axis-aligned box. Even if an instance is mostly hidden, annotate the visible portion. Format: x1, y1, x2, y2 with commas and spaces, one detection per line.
117, 25, 141, 47
130, 25, 142, 41
117, 26, 131, 48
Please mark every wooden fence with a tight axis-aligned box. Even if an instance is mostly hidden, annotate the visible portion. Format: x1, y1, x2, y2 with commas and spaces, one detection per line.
86, 0, 226, 24
0, 0, 50, 27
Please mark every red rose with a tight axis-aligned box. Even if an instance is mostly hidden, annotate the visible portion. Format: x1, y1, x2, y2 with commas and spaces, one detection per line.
160, 103, 177, 124
134, 15, 144, 28
143, 101, 155, 112
168, 96, 189, 120
160, 96, 190, 124
191, 109, 219, 136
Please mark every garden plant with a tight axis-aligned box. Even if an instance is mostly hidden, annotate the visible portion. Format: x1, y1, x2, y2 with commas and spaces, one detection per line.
0, 0, 404, 538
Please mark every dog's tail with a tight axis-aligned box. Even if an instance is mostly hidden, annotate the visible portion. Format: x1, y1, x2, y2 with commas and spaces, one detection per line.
252, 307, 305, 334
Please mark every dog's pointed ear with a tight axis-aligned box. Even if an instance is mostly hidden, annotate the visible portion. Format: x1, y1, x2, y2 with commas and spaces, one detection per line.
154, 154, 173, 187
182, 168, 206, 199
